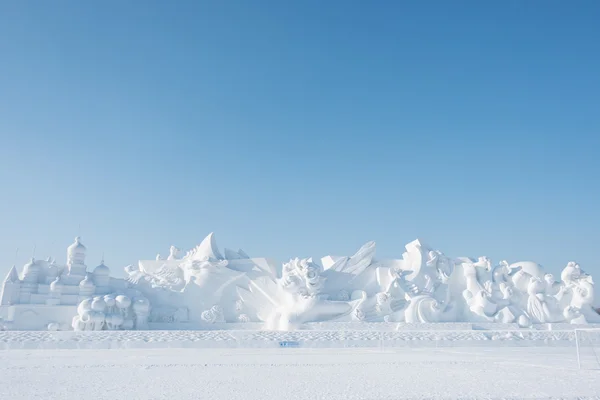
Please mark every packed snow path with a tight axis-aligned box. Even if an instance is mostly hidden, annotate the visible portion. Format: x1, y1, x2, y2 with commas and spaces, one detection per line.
0, 329, 579, 349
0, 347, 598, 400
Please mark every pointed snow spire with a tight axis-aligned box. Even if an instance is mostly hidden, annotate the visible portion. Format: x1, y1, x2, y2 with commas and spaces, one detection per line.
237, 249, 250, 259
194, 232, 223, 261
4, 265, 19, 284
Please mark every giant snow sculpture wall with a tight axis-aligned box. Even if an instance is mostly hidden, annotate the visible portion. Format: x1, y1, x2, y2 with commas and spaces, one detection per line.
0, 233, 598, 331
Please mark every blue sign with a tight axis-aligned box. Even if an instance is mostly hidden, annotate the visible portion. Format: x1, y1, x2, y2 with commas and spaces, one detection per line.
279, 341, 300, 348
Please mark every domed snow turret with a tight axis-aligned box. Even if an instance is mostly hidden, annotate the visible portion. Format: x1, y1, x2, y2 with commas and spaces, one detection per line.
93, 263, 110, 276
79, 274, 95, 297
50, 276, 63, 293
68, 236, 86, 259
93, 261, 111, 287
22, 258, 41, 283
67, 237, 88, 276
46, 276, 64, 305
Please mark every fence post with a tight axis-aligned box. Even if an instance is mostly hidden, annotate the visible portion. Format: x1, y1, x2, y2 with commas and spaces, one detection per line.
575, 329, 581, 370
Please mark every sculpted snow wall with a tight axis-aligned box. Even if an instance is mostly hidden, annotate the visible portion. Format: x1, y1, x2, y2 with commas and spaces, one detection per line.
0, 233, 598, 331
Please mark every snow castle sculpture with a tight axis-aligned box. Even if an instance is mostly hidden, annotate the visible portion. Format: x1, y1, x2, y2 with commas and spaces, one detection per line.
0, 233, 598, 331
0, 237, 150, 331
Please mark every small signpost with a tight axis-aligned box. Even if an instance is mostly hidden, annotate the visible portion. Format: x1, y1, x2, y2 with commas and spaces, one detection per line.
279, 341, 300, 348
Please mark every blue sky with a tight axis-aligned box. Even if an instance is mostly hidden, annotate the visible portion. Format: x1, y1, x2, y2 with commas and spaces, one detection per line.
0, 1, 599, 287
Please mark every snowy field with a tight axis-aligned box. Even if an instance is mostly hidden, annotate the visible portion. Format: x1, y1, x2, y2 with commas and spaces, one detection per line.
1, 343, 599, 399
0, 329, 580, 349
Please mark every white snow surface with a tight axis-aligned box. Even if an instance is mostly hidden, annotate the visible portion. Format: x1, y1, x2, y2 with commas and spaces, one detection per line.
0, 329, 580, 349
0, 346, 599, 400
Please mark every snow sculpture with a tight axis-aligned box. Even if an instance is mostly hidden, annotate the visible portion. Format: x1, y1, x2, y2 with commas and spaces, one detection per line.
201, 305, 225, 324
0, 232, 599, 330
236, 243, 383, 330
238, 262, 342, 330
526, 276, 562, 323
71, 293, 148, 331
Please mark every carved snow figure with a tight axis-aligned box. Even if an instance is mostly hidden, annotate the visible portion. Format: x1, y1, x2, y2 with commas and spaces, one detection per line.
152, 264, 186, 290
115, 295, 131, 314
72, 298, 105, 331
375, 292, 392, 316
47, 322, 59, 331
103, 295, 120, 330
426, 250, 453, 283
383, 240, 457, 323
563, 305, 582, 322
404, 295, 443, 323
124, 264, 143, 281
554, 262, 598, 322
463, 290, 495, 321
571, 276, 594, 309
72, 293, 147, 331
237, 243, 380, 330
454, 256, 530, 324
167, 246, 180, 260
418, 249, 454, 310
526, 277, 553, 323
454, 257, 493, 319
544, 274, 561, 296
492, 260, 510, 284
510, 261, 545, 279
132, 297, 151, 329
567, 272, 600, 323
369, 268, 411, 322
238, 314, 250, 323
489, 282, 521, 323
201, 304, 225, 324
129, 233, 260, 323
350, 290, 369, 321
268, 257, 356, 329
561, 261, 582, 285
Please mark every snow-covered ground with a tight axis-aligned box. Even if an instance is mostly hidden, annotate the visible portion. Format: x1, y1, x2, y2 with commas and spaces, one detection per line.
0, 345, 598, 399
0, 329, 579, 349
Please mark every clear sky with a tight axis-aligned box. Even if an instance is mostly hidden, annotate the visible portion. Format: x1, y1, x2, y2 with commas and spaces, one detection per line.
1, 1, 599, 289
